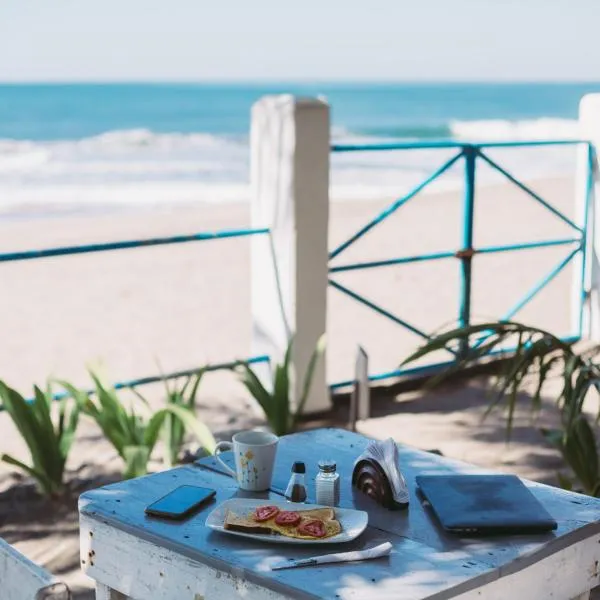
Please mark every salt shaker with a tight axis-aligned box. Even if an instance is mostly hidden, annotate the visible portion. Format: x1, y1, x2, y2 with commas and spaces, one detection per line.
315, 460, 340, 506
285, 461, 307, 503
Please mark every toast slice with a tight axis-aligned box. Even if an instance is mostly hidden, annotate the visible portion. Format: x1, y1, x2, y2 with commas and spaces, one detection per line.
300, 507, 335, 521
224, 510, 275, 534
223, 506, 340, 539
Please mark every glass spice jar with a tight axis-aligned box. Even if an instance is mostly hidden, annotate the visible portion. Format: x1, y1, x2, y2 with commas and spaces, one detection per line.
315, 460, 340, 506
285, 461, 307, 503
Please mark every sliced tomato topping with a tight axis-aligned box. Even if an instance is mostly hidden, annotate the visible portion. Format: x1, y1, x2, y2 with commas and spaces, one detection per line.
297, 518, 327, 538
253, 505, 280, 522
274, 510, 301, 527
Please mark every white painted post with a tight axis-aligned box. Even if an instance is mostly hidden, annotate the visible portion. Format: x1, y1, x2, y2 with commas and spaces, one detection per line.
573, 95, 600, 341
250, 95, 331, 413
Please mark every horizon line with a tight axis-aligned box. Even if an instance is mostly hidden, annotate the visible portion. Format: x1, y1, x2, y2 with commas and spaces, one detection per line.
2, 78, 600, 86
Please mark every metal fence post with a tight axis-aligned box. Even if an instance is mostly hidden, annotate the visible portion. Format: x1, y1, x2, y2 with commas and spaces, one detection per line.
458, 145, 476, 357
250, 95, 331, 413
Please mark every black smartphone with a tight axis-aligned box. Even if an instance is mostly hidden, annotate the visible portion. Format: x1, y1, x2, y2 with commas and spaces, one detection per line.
145, 485, 216, 520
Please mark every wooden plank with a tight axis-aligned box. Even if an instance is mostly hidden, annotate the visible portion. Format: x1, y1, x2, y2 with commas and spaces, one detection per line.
451, 531, 600, 600
82, 515, 296, 600
348, 346, 369, 431
0, 537, 70, 600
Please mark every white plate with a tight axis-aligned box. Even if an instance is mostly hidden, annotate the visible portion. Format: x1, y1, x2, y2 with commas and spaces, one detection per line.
206, 499, 368, 544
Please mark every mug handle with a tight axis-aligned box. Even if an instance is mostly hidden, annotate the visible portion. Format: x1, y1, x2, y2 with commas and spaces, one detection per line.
214, 441, 237, 478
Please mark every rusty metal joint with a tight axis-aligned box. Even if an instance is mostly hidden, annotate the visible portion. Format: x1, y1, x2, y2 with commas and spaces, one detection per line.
455, 248, 475, 259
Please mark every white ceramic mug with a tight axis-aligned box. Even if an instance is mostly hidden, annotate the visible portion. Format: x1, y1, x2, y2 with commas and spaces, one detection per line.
214, 430, 279, 491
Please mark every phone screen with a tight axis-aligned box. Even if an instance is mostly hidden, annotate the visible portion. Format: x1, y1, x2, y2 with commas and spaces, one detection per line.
145, 485, 216, 519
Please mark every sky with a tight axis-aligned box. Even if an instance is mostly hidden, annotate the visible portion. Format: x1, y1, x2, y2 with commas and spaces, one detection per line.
1, 0, 598, 82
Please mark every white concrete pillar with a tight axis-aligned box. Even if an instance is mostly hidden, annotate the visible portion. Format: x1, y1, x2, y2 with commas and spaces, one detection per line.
573, 95, 600, 341
250, 95, 331, 413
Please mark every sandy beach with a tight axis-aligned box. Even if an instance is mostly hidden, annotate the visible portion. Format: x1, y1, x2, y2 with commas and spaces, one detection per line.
0, 174, 579, 390
0, 174, 586, 596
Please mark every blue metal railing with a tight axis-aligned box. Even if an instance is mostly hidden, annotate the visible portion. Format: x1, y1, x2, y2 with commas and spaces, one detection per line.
0, 225, 270, 406
0, 137, 594, 399
0, 227, 269, 263
328, 139, 594, 390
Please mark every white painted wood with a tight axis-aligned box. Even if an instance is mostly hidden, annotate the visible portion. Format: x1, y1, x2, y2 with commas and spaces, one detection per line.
571, 593, 591, 600
81, 515, 289, 600
451, 531, 600, 600
573, 94, 600, 341
349, 346, 370, 430
81, 509, 600, 600
0, 537, 70, 600
356, 346, 370, 421
250, 95, 330, 413
95, 583, 129, 600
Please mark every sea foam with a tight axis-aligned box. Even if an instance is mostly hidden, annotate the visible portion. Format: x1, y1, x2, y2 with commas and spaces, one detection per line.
0, 120, 581, 213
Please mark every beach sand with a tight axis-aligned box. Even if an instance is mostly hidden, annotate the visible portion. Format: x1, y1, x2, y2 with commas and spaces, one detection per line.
0, 174, 589, 596
0, 174, 579, 390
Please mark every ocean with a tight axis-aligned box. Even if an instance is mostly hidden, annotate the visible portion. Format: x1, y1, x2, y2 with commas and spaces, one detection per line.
1, 82, 598, 215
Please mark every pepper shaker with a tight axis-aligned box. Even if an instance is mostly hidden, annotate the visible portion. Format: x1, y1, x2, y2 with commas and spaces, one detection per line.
285, 461, 307, 503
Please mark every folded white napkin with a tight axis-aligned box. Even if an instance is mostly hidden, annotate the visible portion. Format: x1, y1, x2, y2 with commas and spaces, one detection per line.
271, 542, 393, 570
355, 438, 410, 506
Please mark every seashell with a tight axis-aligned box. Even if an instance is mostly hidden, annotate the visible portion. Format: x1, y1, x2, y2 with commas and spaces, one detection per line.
352, 458, 408, 510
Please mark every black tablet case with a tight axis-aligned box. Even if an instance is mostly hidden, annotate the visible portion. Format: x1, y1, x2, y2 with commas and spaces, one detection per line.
416, 474, 557, 534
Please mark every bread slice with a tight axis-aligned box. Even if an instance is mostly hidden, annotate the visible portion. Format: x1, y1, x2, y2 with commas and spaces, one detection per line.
301, 507, 335, 521
224, 509, 274, 534
223, 506, 340, 539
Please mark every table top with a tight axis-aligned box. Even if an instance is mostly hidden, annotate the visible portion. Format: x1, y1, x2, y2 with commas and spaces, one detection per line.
79, 428, 600, 600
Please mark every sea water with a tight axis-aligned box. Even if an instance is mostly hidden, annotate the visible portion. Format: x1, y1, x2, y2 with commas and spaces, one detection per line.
0, 82, 598, 215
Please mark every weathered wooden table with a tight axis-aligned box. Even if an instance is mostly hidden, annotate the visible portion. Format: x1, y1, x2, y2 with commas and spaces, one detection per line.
79, 428, 600, 600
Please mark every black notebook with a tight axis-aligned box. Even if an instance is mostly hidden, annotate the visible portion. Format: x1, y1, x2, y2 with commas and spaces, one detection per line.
416, 474, 557, 535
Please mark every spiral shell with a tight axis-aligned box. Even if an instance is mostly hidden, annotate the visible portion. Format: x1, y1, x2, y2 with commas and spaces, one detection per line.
352, 459, 408, 510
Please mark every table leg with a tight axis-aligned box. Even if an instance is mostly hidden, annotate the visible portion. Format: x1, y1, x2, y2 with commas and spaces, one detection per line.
95, 583, 130, 600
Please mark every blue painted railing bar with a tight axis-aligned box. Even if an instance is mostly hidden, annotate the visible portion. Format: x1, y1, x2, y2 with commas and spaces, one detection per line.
330, 139, 587, 153
458, 146, 477, 356
469, 140, 587, 149
330, 239, 581, 275
577, 144, 596, 337
501, 247, 582, 322
471, 246, 583, 352
329, 250, 457, 273
0, 224, 271, 410
329, 151, 463, 260
110, 355, 270, 391
478, 151, 582, 232
329, 360, 454, 390
476, 238, 581, 254
328, 138, 594, 389
0, 227, 270, 264
328, 279, 433, 343
329, 333, 583, 391
7, 355, 271, 411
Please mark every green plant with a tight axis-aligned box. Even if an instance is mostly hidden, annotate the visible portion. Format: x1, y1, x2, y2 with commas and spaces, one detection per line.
0, 381, 79, 497
401, 321, 600, 496
62, 371, 216, 479
161, 368, 207, 467
236, 335, 326, 436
